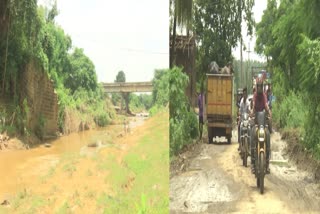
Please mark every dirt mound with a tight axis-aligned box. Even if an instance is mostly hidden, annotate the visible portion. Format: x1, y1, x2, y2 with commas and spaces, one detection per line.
282, 129, 320, 182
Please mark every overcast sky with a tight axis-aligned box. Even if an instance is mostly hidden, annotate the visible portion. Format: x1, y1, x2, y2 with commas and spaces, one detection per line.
40, 0, 169, 83
38, 0, 266, 82
232, 0, 268, 62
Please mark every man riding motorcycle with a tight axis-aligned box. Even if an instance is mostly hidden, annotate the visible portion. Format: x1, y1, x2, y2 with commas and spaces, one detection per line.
250, 77, 272, 174
238, 87, 250, 151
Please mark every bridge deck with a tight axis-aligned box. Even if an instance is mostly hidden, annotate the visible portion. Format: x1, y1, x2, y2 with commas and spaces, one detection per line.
102, 82, 153, 93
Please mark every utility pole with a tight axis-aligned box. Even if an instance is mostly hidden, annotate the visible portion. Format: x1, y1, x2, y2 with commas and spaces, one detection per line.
239, 0, 243, 88
240, 39, 243, 88
246, 42, 252, 89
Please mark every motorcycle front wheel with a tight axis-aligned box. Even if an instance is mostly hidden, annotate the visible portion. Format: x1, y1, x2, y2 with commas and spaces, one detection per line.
243, 137, 248, 167
259, 152, 265, 194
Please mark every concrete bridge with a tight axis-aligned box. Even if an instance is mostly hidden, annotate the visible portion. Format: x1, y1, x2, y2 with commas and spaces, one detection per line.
102, 82, 153, 93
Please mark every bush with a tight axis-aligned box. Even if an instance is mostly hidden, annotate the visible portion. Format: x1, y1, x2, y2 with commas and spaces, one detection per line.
149, 105, 160, 116
272, 90, 320, 159
170, 111, 199, 156
152, 69, 169, 106
272, 91, 306, 129
56, 84, 115, 132
148, 68, 169, 116
169, 67, 198, 156
94, 112, 111, 127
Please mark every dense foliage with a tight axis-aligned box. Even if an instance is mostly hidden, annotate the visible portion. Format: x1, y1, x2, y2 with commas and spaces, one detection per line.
150, 67, 197, 156
169, 67, 198, 156
256, 0, 320, 158
194, 0, 255, 82
0, 1, 115, 137
129, 94, 152, 113
149, 69, 169, 116
65, 48, 98, 93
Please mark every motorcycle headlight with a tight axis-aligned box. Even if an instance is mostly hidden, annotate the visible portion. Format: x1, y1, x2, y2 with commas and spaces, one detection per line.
243, 120, 248, 127
258, 128, 265, 141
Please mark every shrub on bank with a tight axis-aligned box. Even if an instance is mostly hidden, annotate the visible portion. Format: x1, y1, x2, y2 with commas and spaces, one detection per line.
272, 91, 306, 129
57, 85, 115, 133
169, 67, 198, 157
272, 90, 320, 159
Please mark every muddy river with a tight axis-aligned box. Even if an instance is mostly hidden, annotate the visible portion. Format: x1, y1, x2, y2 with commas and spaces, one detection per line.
170, 131, 320, 213
0, 116, 146, 202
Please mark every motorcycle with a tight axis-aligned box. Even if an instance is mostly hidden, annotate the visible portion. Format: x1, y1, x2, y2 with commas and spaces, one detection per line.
240, 112, 251, 167
253, 111, 269, 194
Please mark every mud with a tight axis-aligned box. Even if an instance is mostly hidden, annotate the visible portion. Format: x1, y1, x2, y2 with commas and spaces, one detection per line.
170, 143, 241, 213
0, 116, 146, 202
170, 131, 320, 213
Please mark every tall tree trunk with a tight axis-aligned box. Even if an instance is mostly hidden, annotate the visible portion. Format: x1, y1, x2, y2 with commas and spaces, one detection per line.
2, 3, 10, 96
170, 14, 177, 69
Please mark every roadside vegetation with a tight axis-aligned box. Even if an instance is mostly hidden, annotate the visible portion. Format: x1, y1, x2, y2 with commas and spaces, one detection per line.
149, 69, 169, 116
169, 67, 198, 157
255, 0, 320, 159
0, 1, 115, 140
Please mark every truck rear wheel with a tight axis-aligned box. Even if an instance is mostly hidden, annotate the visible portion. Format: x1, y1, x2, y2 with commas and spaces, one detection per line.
227, 135, 231, 144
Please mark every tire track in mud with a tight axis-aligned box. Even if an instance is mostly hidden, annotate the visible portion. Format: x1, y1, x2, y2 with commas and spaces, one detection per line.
219, 139, 293, 213
170, 142, 242, 213
170, 132, 320, 213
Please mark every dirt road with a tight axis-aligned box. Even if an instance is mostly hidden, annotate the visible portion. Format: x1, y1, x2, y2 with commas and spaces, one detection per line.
170, 131, 320, 213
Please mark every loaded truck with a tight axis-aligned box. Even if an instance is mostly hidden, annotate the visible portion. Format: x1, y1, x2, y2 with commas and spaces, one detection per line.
206, 73, 234, 144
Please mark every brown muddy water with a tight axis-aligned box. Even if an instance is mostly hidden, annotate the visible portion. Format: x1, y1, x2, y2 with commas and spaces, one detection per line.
0, 116, 146, 202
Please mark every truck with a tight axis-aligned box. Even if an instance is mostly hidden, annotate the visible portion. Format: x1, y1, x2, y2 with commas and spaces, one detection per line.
206, 73, 234, 144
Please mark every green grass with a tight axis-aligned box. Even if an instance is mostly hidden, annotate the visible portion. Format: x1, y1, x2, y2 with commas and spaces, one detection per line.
55, 201, 70, 214
88, 110, 169, 213
96, 154, 134, 194
7, 190, 48, 213
124, 153, 151, 174
40, 166, 56, 183
60, 152, 81, 177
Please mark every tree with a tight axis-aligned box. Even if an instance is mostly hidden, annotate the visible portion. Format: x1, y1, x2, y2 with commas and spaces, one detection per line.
194, 0, 254, 84
255, 0, 320, 158
115, 70, 126, 83
1, 0, 41, 97
46, 0, 58, 23
65, 48, 98, 93
114, 70, 131, 114
170, 0, 194, 68
255, 0, 278, 57
152, 69, 169, 107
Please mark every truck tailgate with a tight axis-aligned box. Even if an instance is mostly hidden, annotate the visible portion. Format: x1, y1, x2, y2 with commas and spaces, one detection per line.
206, 74, 233, 117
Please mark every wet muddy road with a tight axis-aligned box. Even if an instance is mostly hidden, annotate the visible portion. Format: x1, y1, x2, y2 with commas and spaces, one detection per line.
170, 132, 320, 213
